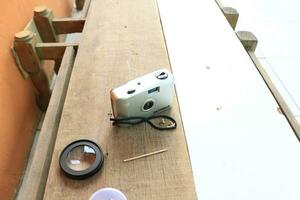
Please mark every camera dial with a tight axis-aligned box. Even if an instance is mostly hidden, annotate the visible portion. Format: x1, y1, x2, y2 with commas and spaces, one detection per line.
155, 71, 168, 80
127, 89, 135, 94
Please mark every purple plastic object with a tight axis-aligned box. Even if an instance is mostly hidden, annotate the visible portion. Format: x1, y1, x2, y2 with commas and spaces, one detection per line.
89, 188, 127, 200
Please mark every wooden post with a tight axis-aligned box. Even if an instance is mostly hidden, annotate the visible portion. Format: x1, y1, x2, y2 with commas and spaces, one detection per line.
14, 31, 41, 73
222, 7, 239, 30
31, 70, 52, 111
236, 31, 258, 52
33, 6, 57, 42
76, 0, 85, 10
14, 31, 51, 111
34, 6, 62, 73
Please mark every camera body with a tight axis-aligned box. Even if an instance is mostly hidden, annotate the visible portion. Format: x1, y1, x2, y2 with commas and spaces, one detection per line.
110, 69, 175, 119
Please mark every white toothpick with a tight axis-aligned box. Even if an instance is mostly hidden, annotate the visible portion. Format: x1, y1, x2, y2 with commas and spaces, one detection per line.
123, 149, 168, 162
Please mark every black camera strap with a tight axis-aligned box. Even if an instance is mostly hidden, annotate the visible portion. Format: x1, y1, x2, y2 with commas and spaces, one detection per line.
110, 115, 177, 131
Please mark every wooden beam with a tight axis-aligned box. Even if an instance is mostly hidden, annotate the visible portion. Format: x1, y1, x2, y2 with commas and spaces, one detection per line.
15, 1, 91, 198
14, 31, 41, 73
222, 7, 239, 30
76, 0, 85, 10
15, 47, 76, 200
52, 18, 86, 34
54, 59, 62, 74
236, 31, 258, 52
33, 6, 58, 42
31, 70, 51, 111
35, 42, 79, 60
13, 30, 51, 111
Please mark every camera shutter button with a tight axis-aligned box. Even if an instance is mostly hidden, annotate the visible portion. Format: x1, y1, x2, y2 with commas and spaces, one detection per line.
127, 89, 136, 94
156, 71, 168, 80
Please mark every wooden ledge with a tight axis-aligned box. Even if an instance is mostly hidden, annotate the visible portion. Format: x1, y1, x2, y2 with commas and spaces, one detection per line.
15, 0, 91, 199
36, 42, 79, 60
52, 18, 86, 34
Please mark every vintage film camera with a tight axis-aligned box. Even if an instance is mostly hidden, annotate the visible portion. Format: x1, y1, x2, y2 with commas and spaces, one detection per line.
110, 69, 175, 119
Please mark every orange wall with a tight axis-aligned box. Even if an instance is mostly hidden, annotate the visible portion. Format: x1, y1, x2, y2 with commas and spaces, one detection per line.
0, 1, 71, 199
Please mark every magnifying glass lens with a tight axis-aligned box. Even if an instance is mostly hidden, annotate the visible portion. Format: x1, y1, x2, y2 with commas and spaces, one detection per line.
60, 140, 104, 179
66, 145, 96, 171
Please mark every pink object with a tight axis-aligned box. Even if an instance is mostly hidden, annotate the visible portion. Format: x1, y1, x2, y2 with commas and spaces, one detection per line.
89, 188, 127, 200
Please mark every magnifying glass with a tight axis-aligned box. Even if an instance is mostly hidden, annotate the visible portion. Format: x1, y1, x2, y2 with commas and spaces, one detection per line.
59, 140, 104, 179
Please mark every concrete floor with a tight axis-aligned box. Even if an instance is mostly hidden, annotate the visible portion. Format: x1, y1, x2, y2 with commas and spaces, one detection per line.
220, 0, 300, 122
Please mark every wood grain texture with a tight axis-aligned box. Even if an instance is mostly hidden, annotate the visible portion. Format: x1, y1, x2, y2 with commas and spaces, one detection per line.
0, 0, 70, 199
15, 2, 91, 199
15, 47, 75, 200
13, 31, 51, 111
43, 0, 197, 199
33, 6, 58, 42
13, 31, 41, 73
52, 18, 86, 34
36, 42, 79, 60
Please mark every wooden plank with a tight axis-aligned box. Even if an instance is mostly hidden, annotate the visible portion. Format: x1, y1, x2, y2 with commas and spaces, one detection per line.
15, 47, 75, 200
31, 69, 52, 111
43, 0, 197, 199
15, 1, 91, 199
158, 0, 300, 199
52, 18, 86, 34
36, 42, 79, 60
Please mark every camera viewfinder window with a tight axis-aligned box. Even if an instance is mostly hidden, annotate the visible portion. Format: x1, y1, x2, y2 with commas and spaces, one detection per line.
148, 86, 160, 94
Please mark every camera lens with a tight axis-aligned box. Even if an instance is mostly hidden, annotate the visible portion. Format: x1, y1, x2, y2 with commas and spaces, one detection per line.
143, 100, 154, 111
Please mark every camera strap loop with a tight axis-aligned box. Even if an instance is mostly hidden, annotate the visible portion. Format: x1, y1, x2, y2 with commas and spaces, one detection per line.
110, 115, 177, 131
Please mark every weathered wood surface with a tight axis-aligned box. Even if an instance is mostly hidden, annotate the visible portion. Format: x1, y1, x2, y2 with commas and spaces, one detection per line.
15, 47, 75, 200
44, 0, 196, 200
43, 0, 197, 199
34, 6, 58, 42
36, 42, 79, 60
52, 18, 86, 34
15, 1, 91, 199
13, 30, 51, 110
